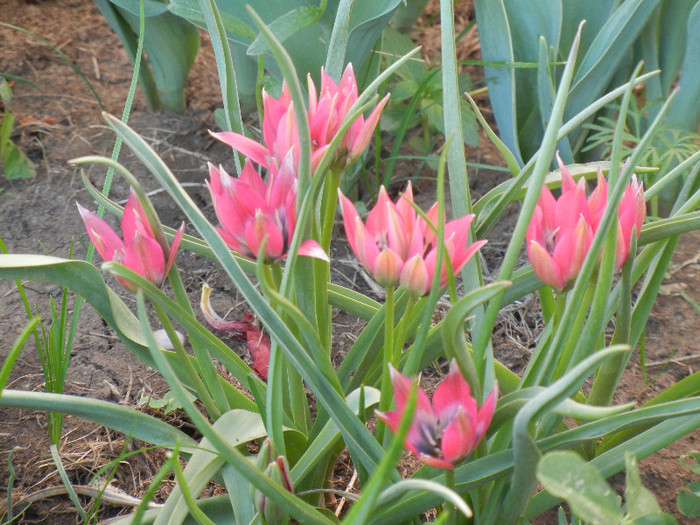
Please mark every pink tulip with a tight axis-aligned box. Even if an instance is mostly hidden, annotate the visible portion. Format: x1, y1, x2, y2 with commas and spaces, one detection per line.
339, 182, 486, 295
77, 189, 184, 290
210, 63, 388, 173
526, 156, 646, 290
207, 155, 327, 263
307, 64, 389, 168
376, 360, 497, 469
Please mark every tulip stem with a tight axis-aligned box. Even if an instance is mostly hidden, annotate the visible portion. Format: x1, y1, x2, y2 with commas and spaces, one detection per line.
377, 285, 396, 446
151, 301, 221, 419
444, 468, 457, 525
551, 283, 595, 382
393, 294, 416, 365
320, 171, 342, 252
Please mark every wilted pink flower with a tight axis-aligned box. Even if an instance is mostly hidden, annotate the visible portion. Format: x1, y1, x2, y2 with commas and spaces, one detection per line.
376, 360, 497, 469
339, 182, 486, 295
77, 189, 184, 290
207, 155, 327, 263
210, 63, 388, 173
201, 284, 270, 380
526, 156, 646, 290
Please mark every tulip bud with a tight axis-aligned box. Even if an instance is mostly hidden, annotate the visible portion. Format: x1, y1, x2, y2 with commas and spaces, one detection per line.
252, 440, 294, 524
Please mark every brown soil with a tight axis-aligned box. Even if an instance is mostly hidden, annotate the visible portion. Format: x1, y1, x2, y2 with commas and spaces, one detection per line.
0, 0, 698, 523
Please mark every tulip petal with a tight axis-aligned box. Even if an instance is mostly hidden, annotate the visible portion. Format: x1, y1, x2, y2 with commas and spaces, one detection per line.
528, 240, 565, 290
165, 222, 185, 276
432, 360, 475, 419
298, 240, 329, 262
400, 254, 430, 297
77, 203, 125, 263
440, 407, 476, 463
124, 231, 166, 285
210, 131, 272, 169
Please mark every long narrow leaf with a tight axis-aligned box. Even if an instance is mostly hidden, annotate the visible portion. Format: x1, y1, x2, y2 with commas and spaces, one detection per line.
100, 114, 387, 475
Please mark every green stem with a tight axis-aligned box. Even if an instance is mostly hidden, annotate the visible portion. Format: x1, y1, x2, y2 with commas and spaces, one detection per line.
587, 247, 634, 407
393, 294, 416, 365
321, 171, 342, 252
151, 302, 221, 419
444, 468, 456, 525
376, 285, 396, 445
168, 265, 229, 413
551, 283, 596, 382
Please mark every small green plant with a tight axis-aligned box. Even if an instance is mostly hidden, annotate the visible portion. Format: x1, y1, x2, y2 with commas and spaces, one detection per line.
378, 26, 479, 190
678, 451, 700, 519
583, 96, 700, 215
0, 76, 37, 182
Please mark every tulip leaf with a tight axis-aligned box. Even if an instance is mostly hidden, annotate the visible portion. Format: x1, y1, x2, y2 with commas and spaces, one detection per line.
157, 409, 306, 524
247, 6, 322, 56
170, 0, 402, 94
0, 389, 197, 451
528, 412, 700, 519
196, 0, 245, 173
107, 0, 169, 17
665, 2, 700, 134
567, 0, 661, 117
97, 1, 200, 112
0, 254, 256, 412
377, 479, 472, 518
104, 495, 236, 525
502, 346, 628, 523
0, 318, 41, 398
536, 450, 624, 525
100, 113, 388, 476
472, 0, 521, 164
168, 0, 256, 40
492, 387, 634, 431
291, 387, 380, 486
441, 281, 512, 396
372, 398, 700, 522
104, 262, 265, 404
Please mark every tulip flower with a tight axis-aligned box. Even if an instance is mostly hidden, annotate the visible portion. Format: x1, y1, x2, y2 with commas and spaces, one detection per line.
307, 63, 389, 169
207, 154, 327, 263
77, 189, 184, 290
339, 182, 486, 295
376, 360, 497, 469
210, 63, 388, 173
526, 156, 646, 290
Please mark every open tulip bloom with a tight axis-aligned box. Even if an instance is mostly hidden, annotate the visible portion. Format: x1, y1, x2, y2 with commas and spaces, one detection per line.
207, 155, 326, 263
526, 156, 646, 290
339, 182, 486, 295
376, 361, 497, 469
210, 63, 388, 174
77, 189, 184, 290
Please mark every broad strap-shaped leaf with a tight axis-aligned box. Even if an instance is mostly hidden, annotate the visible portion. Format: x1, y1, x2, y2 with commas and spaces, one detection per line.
0, 255, 257, 411
473, 0, 521, 164
566, 0, 661, 124
665, 2, 700, 133
0, 389, 197, 451
156, 409, 305, 525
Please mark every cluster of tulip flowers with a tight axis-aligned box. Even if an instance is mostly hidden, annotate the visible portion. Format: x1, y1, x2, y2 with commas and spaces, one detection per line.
77, 64, 647, 476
